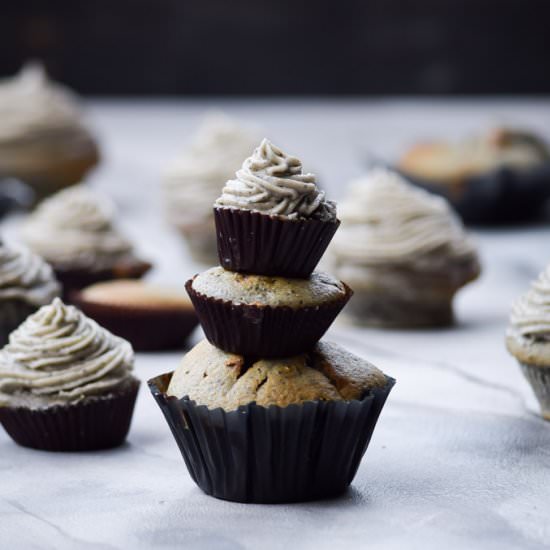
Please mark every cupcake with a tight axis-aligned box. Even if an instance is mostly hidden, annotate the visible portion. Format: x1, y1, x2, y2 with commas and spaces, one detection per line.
0, 240, 60, 346
329, 168, 480, 328
215, 138, 339, 277
163, 113, 259, 264
150, 139, 395, 503
0, 63, 99, 200
0, 298, 139, 451
506, 264, 550, 420
149, 339, 394, 503
22, 184, 151, 300
73, 279, 198, 352
186, 267, 351, 357
398, 128, 550, 224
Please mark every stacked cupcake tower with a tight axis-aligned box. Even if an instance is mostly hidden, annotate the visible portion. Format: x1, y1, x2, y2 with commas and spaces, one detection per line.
149, 139, 395, 503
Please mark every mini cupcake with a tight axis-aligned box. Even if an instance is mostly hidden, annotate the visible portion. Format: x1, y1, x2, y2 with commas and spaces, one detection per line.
506, 264, 550, 420
149, 339, 394, 503
73, 279, 198, 351
186, 267, 351, 357
163, 113, 259, 264
398, 128, 550, 224
0, 298, 139, 451
329, 168, 480, 328
0, 240, 60, 346
0, 63, 99, 200
22, 184, 151, 300
214, 139, 339, 278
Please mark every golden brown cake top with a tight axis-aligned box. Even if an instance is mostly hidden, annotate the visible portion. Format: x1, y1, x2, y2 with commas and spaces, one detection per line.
80, 280, 192, 310
167, 339, 388, 411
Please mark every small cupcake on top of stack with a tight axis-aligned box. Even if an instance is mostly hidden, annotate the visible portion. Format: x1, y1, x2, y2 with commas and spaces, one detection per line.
149, 139, 395, 504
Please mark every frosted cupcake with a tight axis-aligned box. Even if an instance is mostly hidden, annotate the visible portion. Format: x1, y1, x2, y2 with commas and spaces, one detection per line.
163, 113, 259, 264
0, 298, 139, 450
215, 139, 339, 277
0, 241, 60, 345
329, 169, 480, 327
22, 185, 151, 300
506, 264, 550, 420
0, 63, 99, 199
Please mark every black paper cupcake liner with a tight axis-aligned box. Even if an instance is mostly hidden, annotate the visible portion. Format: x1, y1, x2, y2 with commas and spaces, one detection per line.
214, 207, 340, 277
520, 363, 550, 421
72, 296, 198, 352
186, 278, 352, 357
400, 162, 550, 225
148, 372, 395, 503
0, 378, 140, 451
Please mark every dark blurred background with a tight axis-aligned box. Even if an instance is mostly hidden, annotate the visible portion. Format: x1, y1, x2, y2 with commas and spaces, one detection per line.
1, 0, 549, 96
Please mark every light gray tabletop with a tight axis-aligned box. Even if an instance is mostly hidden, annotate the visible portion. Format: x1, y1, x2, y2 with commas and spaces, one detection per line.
2, 99, 550, 550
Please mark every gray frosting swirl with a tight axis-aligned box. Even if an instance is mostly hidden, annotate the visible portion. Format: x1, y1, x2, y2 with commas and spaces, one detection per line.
0, 298, 134, 406
510, 265, 550, 341
330, 168, 478, 269
23, 185, 135, 270
215, 138, 336, 220
0, 242, 60, 305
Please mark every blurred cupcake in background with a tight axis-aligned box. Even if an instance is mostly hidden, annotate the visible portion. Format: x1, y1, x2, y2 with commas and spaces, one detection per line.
0, 240, 60, 346
506, 264, 550, 420
163, 112, 259, 264
0, 63, 99, 200
398, 128, 550, 224
329, 168, 480, 328
22, 185, 151, 300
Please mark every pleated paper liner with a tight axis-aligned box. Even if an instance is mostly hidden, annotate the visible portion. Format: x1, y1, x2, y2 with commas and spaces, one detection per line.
214, 207, 340, 277
55, 259, 152, 303
520, 363, 550, 421
186, 278, 352, 357
399, 162, 550, 225
149, 371, 395, 504
0, 378, 140, 452
73, 295, 198, 352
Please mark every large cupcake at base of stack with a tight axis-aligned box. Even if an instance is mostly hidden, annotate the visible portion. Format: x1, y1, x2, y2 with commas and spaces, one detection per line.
149, 139, 395, 503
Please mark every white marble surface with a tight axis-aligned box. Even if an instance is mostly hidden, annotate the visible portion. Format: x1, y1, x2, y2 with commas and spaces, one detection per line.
2, 99, 550, 550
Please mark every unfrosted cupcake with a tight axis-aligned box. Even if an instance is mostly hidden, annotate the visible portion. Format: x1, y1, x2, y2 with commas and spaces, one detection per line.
0, 240, 60, 345
0, 298, 139, 451
22, 184, 151, 300
0, 63, 99, 199
398, 128, 550, 223
150, 339, 394, 503
163, 113, 259, 264
186, 267, 351, 357
215, 138, 339, 277
329, 168, 480, 327
506, 264, 550, 420
73, 279, 198, 351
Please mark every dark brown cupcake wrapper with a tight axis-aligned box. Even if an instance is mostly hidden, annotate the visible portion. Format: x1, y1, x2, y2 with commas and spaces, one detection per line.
0, 378, 140, 452
55, 259, 152, 303
186, 278, 352, 357
72, 295, 198, 352
399, 162, 550, 225
214, 207, 340, 278
0, 301, 38, 347
148, 372, 395, 503
520, 363, 550, 421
